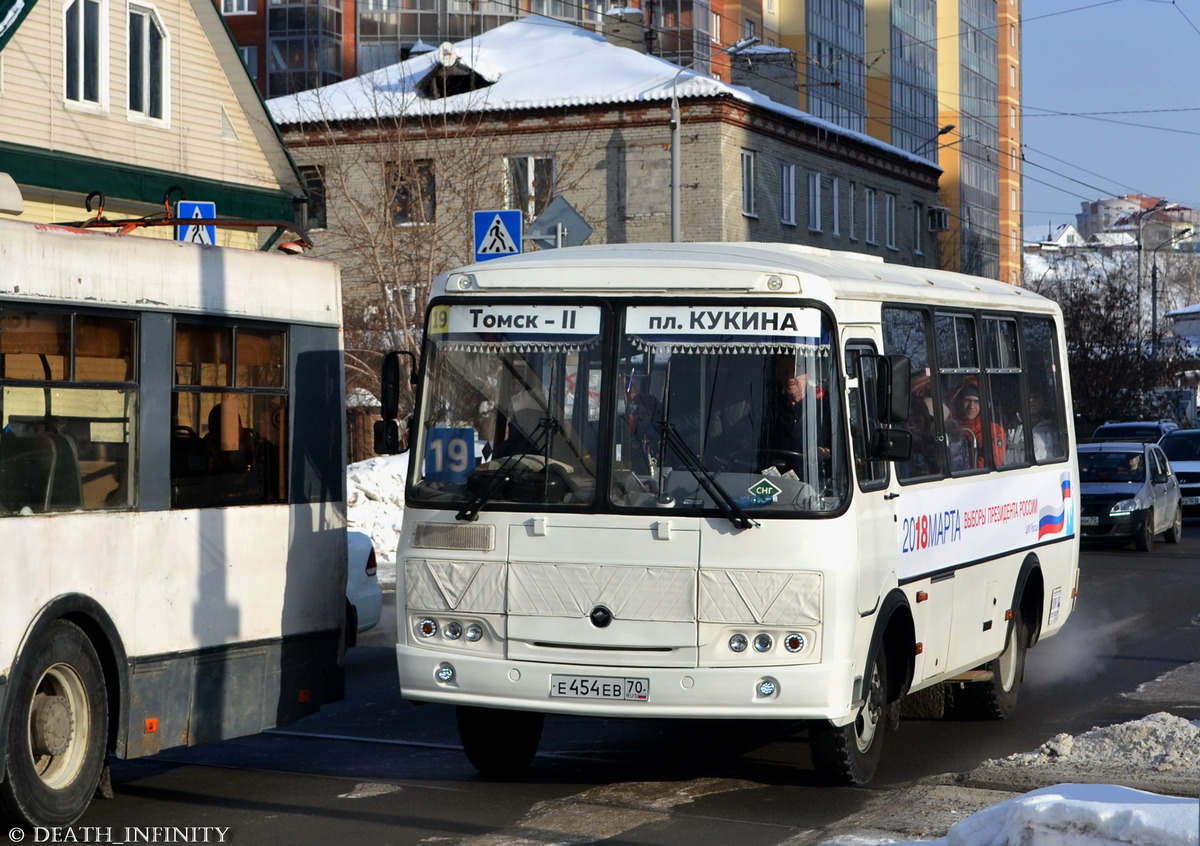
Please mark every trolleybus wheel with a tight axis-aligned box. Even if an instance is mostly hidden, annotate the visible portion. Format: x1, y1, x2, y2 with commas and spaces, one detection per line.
456, 705, 544, 775
809, 648, 886, 785
0, 620, 108, 828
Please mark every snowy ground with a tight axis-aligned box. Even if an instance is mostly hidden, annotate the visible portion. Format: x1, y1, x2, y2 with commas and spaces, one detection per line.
345, 456, 1200, 846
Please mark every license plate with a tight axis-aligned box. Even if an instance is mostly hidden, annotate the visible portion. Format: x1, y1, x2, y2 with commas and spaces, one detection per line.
1182, 497, 1200, 506
550, 675, 649, 701
1081, 515, 1099, 526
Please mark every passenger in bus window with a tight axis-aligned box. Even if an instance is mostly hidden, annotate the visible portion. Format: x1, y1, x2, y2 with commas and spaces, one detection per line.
1029, 391, 1062, 461
952, 382, 1005, 468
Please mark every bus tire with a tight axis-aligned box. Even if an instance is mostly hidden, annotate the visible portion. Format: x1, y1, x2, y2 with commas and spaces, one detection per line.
0, 620, 108, 828
809, 648, 886, 785
958, 615, 1027, 720
456, 706, 543, 775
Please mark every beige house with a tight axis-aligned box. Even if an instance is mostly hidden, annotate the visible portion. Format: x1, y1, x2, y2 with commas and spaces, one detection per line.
268, 16, 943, 349
0, 0, 303, 242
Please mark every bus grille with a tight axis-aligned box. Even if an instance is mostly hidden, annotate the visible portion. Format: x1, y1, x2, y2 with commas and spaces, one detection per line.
412, 522, 495, 551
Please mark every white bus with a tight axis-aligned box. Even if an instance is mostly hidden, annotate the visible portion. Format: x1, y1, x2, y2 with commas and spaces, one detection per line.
378, 242, 1079, 784
0, 210, 347, 827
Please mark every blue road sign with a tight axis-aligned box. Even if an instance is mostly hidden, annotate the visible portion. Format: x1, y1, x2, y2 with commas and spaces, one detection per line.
177, 201, 216, 245
473, 210, 522, 262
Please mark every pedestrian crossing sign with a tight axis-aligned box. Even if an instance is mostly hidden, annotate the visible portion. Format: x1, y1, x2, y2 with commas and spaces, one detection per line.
176, 201, 216, 245
473, 210, 523, 262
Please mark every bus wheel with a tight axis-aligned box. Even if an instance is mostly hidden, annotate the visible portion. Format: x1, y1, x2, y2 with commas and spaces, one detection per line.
456, 706, 543, 775
0, 620, 108, 828
809, 649, 886, 785
958, 615, 1027, 720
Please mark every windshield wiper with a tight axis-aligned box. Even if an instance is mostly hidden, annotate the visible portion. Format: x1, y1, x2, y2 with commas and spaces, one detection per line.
657, 421, 758, 531
456, 414, 561, 522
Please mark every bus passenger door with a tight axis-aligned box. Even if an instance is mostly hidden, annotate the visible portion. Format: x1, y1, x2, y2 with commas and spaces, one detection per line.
844, 337, 899, 616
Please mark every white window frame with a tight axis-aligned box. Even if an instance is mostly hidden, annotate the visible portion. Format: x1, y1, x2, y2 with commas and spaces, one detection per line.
779, 163, 796, 226
830, 177, 840, 237
848, 181, 857, 241
741, 150, 757, 218
128, 3, 169, 125
222, 0, 256, 13
912, 202, 923, 255
885, 193, 897, 249
505, 155, 555, 220
710, 11, 720, 43
63, 0, 108, 112
864, 187, 877, 244
806, 170, 821, 232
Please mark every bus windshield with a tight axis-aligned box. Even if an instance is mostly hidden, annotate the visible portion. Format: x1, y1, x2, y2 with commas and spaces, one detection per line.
411, 303, 602, 508
612, 304, 844, 515
410, 300, 846, 517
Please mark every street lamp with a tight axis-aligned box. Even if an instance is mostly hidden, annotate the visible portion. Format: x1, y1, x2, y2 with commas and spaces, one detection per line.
670, 35, 758, 242
1135, 200, 1169, 340
912, 123, 956, 155
1150, 226, 1192, 361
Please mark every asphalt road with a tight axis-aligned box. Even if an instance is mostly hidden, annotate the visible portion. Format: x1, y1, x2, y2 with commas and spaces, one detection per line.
66, 539, 1200, 846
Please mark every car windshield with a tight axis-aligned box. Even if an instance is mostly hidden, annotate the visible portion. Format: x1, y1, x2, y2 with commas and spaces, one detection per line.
1160, 434, 1200, 463
1078, 450, 1146, 484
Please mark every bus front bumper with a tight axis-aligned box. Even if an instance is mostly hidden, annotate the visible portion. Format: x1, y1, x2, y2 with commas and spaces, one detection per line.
396, 645, 857, 722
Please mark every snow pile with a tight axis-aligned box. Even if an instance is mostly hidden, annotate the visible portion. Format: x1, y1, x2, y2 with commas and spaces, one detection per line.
978, 712, 1199, 781
943, 783, 1199, 846
346, 454, 407, 584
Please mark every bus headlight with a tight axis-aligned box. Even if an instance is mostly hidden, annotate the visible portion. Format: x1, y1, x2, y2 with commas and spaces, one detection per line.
444, 621, 463, 640
756, 677, 779, 699
465, 624, 484, 642
753, 633, 774, 653
729, 633, 748, 653
783, 633, 806, 653
435, 663, 456, 684
417, 618, 438, 638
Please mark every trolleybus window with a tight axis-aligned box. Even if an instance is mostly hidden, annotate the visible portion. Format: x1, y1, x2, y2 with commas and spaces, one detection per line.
171, 322, 288, 508
1, 308, 136, 513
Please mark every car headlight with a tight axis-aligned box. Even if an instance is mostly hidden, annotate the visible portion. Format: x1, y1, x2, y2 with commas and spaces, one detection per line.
1110, 498, 1142, 515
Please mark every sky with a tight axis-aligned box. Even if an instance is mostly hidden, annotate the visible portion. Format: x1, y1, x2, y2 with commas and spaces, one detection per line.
345, 454, 1199, 846
1021, 0, 1200, 244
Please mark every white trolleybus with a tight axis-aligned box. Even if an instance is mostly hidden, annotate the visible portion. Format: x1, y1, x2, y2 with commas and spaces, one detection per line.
377, 242, 1079, 784
0, 194, 347, 827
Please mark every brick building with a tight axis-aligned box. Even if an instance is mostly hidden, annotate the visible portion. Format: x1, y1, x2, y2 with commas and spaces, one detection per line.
269, 15, 942, 344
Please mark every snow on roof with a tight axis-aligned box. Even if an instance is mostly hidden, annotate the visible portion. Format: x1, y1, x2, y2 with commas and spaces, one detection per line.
266, 15, 936, 169
1088, 231, 1135, 247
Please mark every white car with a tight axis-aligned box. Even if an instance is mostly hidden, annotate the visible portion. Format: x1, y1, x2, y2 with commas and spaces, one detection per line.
345, 530, 382, 646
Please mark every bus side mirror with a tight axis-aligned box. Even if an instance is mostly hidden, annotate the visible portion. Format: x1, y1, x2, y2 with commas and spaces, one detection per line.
870, 427, 913, 461
378, 350, 417, 455
380, 350, 416, 421
875, 354, 911, 424
374, 418, 410, 455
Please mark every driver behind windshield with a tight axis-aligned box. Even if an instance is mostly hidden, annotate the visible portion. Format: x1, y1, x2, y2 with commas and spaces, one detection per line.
771, 365, 831, 475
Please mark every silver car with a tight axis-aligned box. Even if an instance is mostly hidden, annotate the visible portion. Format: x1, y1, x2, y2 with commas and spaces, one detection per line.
1078, 441, 1183, 551
345, 530, 382, 646
1158, 429, 1200, 520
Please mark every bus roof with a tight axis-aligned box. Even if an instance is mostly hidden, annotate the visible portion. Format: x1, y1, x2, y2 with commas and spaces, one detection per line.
0, 217, 341, 327
440, 242, 1054, 313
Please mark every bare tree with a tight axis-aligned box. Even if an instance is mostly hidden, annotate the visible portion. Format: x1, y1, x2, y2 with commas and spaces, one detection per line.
1025, 250, 1190, 433
278, 77, 603, 426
